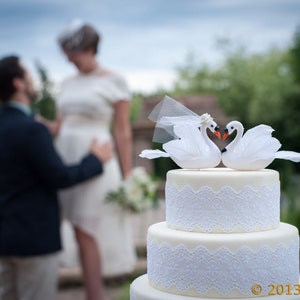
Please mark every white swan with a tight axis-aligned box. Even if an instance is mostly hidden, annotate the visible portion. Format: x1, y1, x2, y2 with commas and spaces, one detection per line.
222, 120, 300, 170
140, 113, 221, 169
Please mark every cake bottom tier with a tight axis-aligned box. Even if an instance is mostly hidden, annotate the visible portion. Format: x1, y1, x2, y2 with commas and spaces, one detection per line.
147, 222, 299, 298
131, 275, 300, 300
130, 274, 300, 300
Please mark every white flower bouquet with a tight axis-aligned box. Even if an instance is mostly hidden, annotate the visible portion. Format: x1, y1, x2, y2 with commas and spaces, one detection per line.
105, 167, 159, 213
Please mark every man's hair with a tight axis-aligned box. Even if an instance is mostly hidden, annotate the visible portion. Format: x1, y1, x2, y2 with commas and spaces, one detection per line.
0, 55, 24, 102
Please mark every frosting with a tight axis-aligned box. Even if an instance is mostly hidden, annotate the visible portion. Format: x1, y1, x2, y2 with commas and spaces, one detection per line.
148, 221, 297, 253
166, 168, 279, 191
131, 275, 300, 300
166, 169, 280, 233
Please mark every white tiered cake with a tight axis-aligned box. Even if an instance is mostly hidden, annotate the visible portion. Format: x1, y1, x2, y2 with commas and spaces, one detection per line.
130, 168, 300, 299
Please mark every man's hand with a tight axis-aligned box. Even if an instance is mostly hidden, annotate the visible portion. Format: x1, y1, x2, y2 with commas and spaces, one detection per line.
89, 139, 113, 163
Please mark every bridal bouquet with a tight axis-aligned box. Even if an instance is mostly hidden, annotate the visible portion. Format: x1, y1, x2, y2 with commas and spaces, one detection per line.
105, 167, 159, 213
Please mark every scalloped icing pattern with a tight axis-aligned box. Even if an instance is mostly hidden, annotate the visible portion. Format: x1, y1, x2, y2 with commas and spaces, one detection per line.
166, 183, 280, 233
147, 239, 299, 298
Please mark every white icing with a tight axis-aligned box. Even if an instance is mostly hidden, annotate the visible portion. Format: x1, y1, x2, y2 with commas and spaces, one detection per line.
148, 222, 297, 252
166, 168, 279, 191
147, 222, 299, 298
166, 168, 280, 233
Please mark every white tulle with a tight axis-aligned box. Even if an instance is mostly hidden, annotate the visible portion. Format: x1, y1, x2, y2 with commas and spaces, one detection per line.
222, 121, 300, 170
166, 183, 280, 233
148, 96, 201, 144
147, 239, 299, 297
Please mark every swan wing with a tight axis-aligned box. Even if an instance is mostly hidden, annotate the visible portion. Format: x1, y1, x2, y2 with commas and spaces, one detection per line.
163, 139, 195, 160
139, 149, 170, 159
162, 123, 208, 160
173, 123, 210, 153
153, 116, 200, 143
236, 125, 281, 159
275, 151, 300, 162
244, 136, 281, 158
243, 124, 274, 139
173, 123, 198, 139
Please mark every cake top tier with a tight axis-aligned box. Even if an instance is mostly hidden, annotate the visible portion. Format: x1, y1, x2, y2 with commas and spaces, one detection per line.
165, 168, 280, 233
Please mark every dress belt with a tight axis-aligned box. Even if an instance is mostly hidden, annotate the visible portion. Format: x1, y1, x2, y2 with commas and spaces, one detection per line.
63, 115, 109, 125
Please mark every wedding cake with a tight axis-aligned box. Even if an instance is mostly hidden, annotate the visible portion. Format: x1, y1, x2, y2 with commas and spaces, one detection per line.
132, 96, 300, 299
130, 168, 300, 299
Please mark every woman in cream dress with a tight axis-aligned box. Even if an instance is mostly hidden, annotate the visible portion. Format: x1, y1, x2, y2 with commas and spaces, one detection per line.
55, 21, 136, 300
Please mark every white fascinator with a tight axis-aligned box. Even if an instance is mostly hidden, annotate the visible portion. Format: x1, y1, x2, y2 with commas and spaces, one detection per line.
57, 19, 85, 50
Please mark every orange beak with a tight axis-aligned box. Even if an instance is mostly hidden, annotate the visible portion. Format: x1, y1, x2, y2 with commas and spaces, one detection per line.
222, 133, 229, 141
214, 131, 221, 139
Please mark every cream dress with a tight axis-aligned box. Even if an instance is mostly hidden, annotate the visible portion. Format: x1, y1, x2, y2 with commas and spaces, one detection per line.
55, 69, 136, 276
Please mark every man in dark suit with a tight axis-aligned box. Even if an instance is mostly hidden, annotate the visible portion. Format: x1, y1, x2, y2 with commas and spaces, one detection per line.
0, 55, 113, 300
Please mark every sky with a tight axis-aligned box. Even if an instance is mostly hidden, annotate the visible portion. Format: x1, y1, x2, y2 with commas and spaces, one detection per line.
0, 0, 299, 94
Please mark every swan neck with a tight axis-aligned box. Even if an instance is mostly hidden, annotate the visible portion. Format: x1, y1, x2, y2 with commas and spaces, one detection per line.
229, 125, 244, 149
201, 125, 213, 148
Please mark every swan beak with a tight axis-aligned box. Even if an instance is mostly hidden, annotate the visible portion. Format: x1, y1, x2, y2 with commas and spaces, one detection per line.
213, 131, 221, 139
222, 133, 229, 141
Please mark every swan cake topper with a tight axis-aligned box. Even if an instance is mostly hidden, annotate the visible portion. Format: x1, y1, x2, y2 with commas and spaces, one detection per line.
139, 96, 300, 170
139, 96, 222, 169
221, 121, 300, 170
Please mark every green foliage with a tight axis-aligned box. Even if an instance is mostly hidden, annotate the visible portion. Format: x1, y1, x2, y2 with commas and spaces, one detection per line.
174, 45, 297, 127
289, 25, 300, 84
32, 61, 56, 120
116, 282, 130, 300
152, 142, 179, 179
130, 93, 144, 123
281, 174, 300, 230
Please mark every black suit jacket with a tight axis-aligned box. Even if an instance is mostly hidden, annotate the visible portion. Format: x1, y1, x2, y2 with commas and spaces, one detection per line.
0, 106, 104, 256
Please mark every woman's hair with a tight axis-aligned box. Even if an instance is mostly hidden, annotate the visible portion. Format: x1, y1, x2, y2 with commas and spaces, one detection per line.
58, 21, 100, 54
0, 55, 24, 102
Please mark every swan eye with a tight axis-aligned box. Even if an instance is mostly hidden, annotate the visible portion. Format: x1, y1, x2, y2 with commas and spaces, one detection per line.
211, 125, 213, 128
231, 126, 234, 130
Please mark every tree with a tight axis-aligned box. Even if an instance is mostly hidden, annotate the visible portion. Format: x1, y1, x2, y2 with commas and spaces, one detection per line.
289, 25, 300, 85
174, 35, 300, 149
32, 61, 56, 120
171, 30, 300, 184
